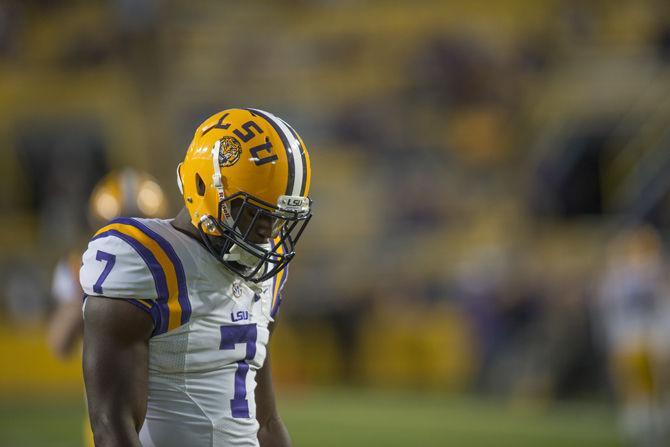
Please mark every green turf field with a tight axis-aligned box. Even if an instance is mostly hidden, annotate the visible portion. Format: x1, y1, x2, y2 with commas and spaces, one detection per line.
0, 387, 621, 447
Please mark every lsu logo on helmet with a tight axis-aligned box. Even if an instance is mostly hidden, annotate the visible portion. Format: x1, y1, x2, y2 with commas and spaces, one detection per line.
219, 136, 242, 167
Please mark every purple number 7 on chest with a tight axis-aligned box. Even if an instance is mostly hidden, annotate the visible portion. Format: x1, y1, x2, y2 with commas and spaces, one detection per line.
219, 324, 257, 418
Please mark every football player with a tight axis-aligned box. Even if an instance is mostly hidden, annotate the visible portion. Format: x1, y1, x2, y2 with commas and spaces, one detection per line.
80, 108, 311, 446
597, 226, 670, 447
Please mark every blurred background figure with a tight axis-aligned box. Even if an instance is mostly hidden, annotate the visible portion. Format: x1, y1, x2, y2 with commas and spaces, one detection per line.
47, 167, 167, 447
596, 226, 670, 447
1, 1, 670, 446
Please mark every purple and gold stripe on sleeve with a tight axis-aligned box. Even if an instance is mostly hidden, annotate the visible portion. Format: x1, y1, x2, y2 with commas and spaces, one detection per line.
126, 298, 164, 332
93, 218, 191, 335
270, 238, 289, 318
83, 294, 164, 334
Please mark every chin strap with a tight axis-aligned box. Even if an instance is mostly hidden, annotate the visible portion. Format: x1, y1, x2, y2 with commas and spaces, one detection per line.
222, 242, 268, 267
211, 140, 224, 200
211, 140, 234, 227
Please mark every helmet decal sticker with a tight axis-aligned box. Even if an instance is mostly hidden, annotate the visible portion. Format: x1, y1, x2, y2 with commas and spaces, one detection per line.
200, 112, 231, 136
218, 136, 242, 168
250, 137, 278, 166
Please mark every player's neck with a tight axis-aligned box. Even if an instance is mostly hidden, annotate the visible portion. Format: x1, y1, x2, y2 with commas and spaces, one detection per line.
171, 207, 201, 241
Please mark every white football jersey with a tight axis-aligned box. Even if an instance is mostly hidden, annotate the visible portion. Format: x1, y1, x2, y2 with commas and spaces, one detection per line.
80, 217, 288, 447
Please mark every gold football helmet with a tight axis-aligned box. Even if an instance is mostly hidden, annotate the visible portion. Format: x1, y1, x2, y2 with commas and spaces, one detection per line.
177, 108, 312, 282
89, 168, 168, 223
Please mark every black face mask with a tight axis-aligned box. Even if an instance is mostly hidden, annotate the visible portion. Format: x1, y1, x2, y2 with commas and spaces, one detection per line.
197, 192, 311, 283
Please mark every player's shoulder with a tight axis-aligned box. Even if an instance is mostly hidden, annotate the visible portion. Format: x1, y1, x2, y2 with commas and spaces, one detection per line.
81, 217, 194, 336
79, 217, 182, 301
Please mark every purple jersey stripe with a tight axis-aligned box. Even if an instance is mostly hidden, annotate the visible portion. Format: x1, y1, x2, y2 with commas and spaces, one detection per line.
112, 218, 192, 325
269, 238, 279, 313
92, 229, 170, 335
268, 237, 289, 318
126, 299, 162, 330
271, 264, 288, 318
83, 295, 164, 335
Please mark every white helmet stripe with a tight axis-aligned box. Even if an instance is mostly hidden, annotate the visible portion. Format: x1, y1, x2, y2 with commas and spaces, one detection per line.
278, 118, 308, 196
248, 108, 304, 197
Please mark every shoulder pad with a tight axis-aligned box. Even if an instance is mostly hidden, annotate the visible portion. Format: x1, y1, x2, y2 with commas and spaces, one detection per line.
79, 218, 192, 336
80, 232, 160, 300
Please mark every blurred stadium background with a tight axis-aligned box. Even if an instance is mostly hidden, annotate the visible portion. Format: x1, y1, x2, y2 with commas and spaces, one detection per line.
2, 0, 670, 445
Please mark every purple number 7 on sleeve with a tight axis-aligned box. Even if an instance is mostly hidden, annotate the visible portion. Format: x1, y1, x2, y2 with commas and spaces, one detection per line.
93, 250, 116, 294
219, 324, 257, 418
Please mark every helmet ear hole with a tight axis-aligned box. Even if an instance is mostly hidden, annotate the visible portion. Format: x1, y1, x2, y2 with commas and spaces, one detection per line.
195, 174, 206, 196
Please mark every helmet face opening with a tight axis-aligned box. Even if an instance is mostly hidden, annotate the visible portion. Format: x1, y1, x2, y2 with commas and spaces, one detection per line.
197, 191, 311, 283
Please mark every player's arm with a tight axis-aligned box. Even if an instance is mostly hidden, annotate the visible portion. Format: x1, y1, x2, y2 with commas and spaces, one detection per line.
48, 258, 85, 359
47, 300, 84, 359
256, 322, 292, 447
83, 297, 154, 447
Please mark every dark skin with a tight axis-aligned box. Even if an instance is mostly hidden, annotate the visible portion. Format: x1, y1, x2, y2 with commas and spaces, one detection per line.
83, 207, 291, 447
